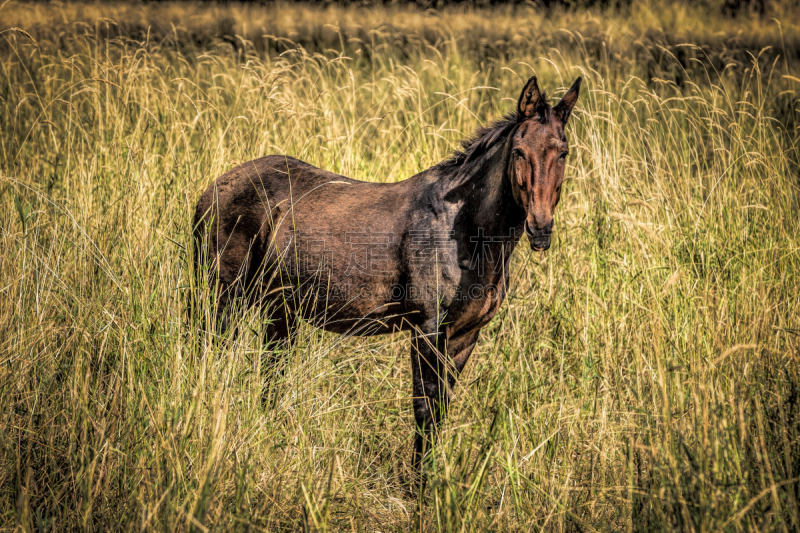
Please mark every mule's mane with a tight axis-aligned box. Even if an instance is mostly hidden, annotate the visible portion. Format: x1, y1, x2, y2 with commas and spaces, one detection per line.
437, 91, 551, 174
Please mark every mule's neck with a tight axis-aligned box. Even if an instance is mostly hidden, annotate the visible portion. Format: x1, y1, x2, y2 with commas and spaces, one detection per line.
439, 137, 527, 249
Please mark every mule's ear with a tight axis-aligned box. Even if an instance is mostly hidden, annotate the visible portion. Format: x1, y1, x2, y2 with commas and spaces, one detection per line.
554, 77, 582, 124
517, 76, 542, 120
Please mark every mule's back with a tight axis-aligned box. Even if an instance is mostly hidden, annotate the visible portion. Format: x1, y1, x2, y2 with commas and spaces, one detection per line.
193, 155, 423, 334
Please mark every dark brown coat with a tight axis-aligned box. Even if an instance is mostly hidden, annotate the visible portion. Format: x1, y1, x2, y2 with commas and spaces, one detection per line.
194, 76, 582, 474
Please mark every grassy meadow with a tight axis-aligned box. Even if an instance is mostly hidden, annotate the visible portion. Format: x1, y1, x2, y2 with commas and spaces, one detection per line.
2, 1, 800, 530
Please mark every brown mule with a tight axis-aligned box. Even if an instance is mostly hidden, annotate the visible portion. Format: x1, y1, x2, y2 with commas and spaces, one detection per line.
194, 76, 582, 476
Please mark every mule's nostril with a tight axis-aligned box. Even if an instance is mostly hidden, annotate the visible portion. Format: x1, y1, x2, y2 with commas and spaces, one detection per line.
524, 220, 534, 237
525, 220, 553, 240
527, 224, 552, 250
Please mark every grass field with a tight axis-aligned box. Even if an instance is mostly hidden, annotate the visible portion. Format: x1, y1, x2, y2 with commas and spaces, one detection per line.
2, 1, 800, 531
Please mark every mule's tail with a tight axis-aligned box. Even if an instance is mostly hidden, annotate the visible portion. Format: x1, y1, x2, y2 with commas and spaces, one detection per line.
188, 203, 214, 335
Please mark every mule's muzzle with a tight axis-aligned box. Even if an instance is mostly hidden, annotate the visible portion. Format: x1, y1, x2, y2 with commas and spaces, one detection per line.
525, 220, 552, 252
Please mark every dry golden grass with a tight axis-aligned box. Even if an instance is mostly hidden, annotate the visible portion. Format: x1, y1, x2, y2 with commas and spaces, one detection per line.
1, 1, 800, 531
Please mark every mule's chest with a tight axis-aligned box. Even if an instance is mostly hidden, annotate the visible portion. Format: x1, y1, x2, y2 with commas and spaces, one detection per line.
447, 271, 509, 336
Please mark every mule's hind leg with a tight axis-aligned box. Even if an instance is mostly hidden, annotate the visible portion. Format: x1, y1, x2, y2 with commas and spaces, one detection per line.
260, 301, 297, 407
213, 282, 243, 334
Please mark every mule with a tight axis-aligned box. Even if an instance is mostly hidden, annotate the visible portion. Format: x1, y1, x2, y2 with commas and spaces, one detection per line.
193, 76, 581, 475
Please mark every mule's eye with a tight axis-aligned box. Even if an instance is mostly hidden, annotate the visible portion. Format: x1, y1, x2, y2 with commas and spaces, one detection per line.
559, 151, 568, 161
513, 148, 525, 159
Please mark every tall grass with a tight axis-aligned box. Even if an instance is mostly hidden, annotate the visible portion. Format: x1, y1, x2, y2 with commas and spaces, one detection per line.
1, 1, 799, 531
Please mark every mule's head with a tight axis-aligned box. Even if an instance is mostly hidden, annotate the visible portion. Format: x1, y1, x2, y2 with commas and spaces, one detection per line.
509, 76, 581, 251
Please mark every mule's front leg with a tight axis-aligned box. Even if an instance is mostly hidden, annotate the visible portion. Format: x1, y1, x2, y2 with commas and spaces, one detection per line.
410, 326, 450, 475
410, 328, 481, 489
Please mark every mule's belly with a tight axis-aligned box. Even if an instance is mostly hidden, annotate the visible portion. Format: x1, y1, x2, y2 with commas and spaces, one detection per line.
312, 307, 410, 336
267, 257, 414, 336
284, 281, 412, 336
